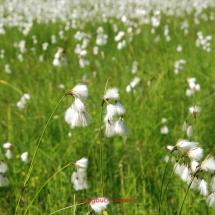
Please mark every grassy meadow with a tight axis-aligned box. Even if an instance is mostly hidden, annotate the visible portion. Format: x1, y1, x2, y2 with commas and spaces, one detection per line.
1, 1, 215, 214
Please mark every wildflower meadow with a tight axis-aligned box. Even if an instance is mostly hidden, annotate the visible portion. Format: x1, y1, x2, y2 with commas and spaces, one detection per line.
1, 0, 215, 214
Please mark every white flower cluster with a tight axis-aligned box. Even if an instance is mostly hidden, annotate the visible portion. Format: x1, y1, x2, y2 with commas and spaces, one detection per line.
96, 27, 108, 46
164, 25, 171, 41
16, 93, 30, 109
74, 32, 91, 68
115, 31, 126, 50
21, 152, 29, 163
196, 31, 212, 52
185, 78, 200, 97
3, 142, 13, 159
182, 120, 193, 138
131, 61, 138, 74
165, 105, 215, 208
0, 49, 5, 59
71, 158, 110, 213
42, 42, 49, 51
14, 40, 26, 53
65, 84, 91, 128
126, 77, 141, 94
102, 88, 129, 137
53, 48, 67, 66
93, 46, 99, 55
189, 104, 200, 118
31, 35, 37, 44
151, 10, 161, 33
176, 44, 182, 52
51, 35, 56, 44
174, 59, 186, 74
71, 157, 88, 191
0, 160, 9, 187
5, 64, 11, 74
180, 20, 189, 35
89, 197, 110, 214
160, 118, 169, 134
181, 105, 200, 139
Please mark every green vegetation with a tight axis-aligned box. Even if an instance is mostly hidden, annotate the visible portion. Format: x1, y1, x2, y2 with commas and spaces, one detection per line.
1, 5, 215, 215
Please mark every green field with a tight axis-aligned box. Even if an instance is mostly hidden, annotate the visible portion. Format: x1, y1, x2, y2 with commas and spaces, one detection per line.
1, 1, 215, 214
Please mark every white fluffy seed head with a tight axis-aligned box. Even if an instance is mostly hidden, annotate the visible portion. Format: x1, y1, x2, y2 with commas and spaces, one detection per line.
53, 58, 61, 66
3, 142, 12, 149
5, 149, 12, 159
17, 101, 25, 109
174, 162, 181, 175
71, 169, 88, 191
201, 157, 215, 173
188, 176, 200, 190
65, 104, 91, 128
160, 125, 169, 134
179, 163, 187, 176
114, 117, 130, 136
74, 157, 88, 170
71, 84, 88, 99
186, 125, 193, 137
206, 193, 215, 208
0, 173, 9, 187
65, 106, 76, 125
23, 93, 30, 100
106, 104, 117, 119
130, 77, 141, 88
21, 152, 29, 163
71, 111, 91, 128
103, 88, 119, 101
182, 120, 188, 131
105, 120, 115, 137
211, 175, 215, 192
189, 105, 200, 117
73, 98, 86, 112
181, 166, 190, 182
198, 179, 208, 196
115, 101, 126, 115
90, 197, 110, 214
186, 89, 193, 97
0, 160, 8, 173
186, 148, 204, 161
191, 160, 199, 172
166, 145, 174, 151
161, 118, 167, 124
176, 139, 199, 152
195, 84, 201, 91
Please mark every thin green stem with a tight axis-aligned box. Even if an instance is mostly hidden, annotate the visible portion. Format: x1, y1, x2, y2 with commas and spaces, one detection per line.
178, 176, 194, 215
48, 203, 86, 215
98, 79, 109, 197
15, 95, 66, 215
73, 193, 76, 215
0, 79, 23, 95
178, 167, 200, 215
126, 146, 165, 198
24, 163, 71, 215
158, 152, 172, 214
99, 105, 104, 196
160, 156, 183, 210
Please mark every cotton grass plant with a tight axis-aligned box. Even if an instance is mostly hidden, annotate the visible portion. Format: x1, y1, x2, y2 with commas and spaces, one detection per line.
16, 82, 122, 215
14, 83, 93, 214
159, 104, 215, 214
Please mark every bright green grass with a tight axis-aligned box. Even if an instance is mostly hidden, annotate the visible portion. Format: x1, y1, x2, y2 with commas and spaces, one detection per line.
1, 7, 215, 215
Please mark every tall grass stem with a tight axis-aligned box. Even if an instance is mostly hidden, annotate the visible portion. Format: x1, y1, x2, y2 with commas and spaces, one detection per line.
15, 95, 66, 215
24, 163, 71, 215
